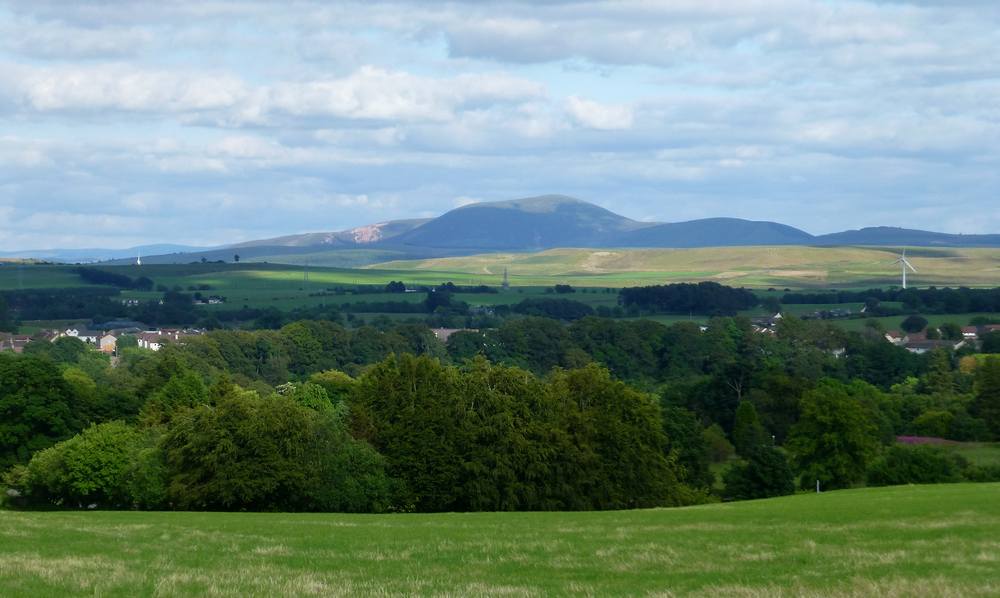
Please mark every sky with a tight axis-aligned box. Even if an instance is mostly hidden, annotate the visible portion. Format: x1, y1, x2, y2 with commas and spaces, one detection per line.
1, 0, 999, 250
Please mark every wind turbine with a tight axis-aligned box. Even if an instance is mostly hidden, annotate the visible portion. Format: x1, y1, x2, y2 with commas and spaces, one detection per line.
893, 250, 916, 289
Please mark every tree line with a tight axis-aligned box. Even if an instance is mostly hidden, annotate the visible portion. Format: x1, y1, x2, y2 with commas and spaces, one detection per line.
3, 312, 1000, 511
782, 286, 1000, 314
618, 282, 759, 315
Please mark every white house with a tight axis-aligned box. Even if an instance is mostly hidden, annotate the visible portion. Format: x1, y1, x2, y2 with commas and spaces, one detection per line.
137, 329, 204, 351
99, 334, 118, 354
62, 327, 100, 344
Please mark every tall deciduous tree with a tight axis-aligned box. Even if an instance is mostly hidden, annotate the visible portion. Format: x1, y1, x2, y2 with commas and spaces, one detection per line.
973, 357, 1000, 438
0, 355, 83, 468
786, 380, 880, 489
723, 446, 795, 501
732, 400, 768, 456
163, 384, 391, 512
0, 294, 14, 332
350, 354, 467, 511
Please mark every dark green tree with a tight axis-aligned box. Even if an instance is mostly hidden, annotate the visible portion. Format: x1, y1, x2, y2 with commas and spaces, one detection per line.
0, 355, 83, 468
309, 370, 356, 405
0, 294, 14, 332
938, 322, 963, 341
732, 400, 768, 456
972, 357, 1000, 438
722, 446, 795, 501
455, 358, 539, 511
921, 350, 956, 396
446, 330, 493, 362
866, 445, 962, 486
139, 370, 210, 426
786, 380, 880, 489
350, 354, 466, 511
164, 384, 392, 512
660, 406, 713, 489
17, 421, 143, 507
495, 317, 585, 374
901, 315, 928, 333
280, 321, 324, 375
701, 423, 735, 463
23, 336, 88, 364
981, 331, 1000, 354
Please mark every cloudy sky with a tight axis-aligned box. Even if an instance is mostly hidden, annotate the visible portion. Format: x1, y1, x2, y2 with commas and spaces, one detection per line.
1, 0, 998, 250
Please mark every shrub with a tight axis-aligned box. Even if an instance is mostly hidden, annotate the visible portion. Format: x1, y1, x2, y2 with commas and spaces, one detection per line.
866, 445, 963, 486
163, 385, 393, 512
787, 380, 880, 489
901, 315, 928, 333
702, 424, 735, 463
723, 446, 795, 501
732, 401, 768, 456
18, 421, 143, 508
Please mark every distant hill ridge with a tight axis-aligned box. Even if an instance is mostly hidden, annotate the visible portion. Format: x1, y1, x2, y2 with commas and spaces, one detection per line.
11, 195, 1000, 265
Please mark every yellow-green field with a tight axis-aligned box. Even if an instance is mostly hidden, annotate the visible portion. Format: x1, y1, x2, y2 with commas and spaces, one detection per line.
371, 246, 1000, 288
0, 484, 997, 596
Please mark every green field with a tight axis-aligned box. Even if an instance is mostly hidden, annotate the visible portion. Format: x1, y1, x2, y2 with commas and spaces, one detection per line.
939, 443, 1000, 468
1, 484, 997, 596
1, 255, 998, 328
0, 263, 623, 312
831, 313, 1000, 332
372, 246, 1000, 289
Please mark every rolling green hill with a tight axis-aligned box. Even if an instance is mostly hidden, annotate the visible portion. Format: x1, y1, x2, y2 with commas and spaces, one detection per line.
1, 484, 997, 596
370, 245, 1000, 288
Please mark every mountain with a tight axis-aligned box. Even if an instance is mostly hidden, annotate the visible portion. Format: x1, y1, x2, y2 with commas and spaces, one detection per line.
103, 219, 433, 265
616, 217, 814, 248
9, 196, 1000, 266
814, 227, 1000, 247
230, 218, 431, 248
0, 244, 208, 264
390, 195, 652, 250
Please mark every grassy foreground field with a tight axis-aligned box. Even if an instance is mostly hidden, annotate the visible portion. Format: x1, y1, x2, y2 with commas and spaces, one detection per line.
1, 484, 998, 596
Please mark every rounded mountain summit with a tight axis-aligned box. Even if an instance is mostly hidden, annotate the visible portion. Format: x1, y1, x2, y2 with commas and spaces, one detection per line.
391, 195, 813, 250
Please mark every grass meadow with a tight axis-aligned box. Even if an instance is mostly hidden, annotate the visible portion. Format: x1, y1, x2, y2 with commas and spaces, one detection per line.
372, 246, 1000, 289
2, 254, 998, 329
0, 484, 998, 596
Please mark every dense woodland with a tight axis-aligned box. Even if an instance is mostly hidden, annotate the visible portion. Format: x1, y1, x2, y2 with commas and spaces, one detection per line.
6, 276, 1000, 331
782, 286, 1000, 313
3, 309, 1000, 512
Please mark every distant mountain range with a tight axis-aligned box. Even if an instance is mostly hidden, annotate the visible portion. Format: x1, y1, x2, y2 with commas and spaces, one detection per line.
8, 195, 1000, 266
0, 244, 208, 264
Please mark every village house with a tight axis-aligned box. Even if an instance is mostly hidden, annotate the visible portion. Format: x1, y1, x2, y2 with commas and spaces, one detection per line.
884, 331, 907, 345
751, 313, 782, 335
904, 339, 967, 355
99, 334, 118, 354
431, 328, 475, 343
137, 328, 205, 351
0, 333, 31, 353
61, 327, 101, 344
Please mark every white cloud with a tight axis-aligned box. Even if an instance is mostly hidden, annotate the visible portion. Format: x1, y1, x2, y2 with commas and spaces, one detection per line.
1, 63, 546, 128
565, 96, 633, 130
3, 20, 154, 59
259, 67, 545, 123
4, 64, 246, 113
1, 0, 999, 250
